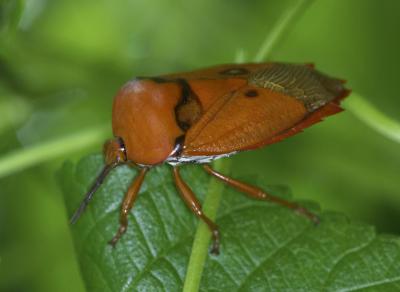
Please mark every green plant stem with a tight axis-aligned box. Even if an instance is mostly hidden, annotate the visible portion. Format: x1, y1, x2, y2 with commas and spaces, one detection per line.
344, 93, 400, 144
0, 125, 109, 178
182, 1, 314, 291
254, 0, 313, 62
182, 158, 232, 292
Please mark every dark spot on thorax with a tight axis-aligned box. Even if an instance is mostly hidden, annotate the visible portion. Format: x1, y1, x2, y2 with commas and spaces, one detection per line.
174, 79, 203, 131
245, 89, 258, 98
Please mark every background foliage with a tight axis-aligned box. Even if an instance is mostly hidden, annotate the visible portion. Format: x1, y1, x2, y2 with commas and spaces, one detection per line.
0, 0, 399, 291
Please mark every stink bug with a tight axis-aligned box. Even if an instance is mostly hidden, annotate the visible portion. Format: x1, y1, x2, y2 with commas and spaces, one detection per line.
70, 62, 349, 254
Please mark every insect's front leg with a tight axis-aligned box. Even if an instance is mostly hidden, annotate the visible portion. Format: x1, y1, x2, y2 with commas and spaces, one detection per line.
172, 166, 220, 255
203, 164, 320, 224
109, 168, 148, 247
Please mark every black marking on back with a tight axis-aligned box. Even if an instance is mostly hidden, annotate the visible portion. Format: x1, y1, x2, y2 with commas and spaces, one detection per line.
174, 78, 203, 131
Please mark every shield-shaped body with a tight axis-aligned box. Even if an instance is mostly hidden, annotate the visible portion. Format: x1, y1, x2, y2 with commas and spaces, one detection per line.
72, 62, 350, 254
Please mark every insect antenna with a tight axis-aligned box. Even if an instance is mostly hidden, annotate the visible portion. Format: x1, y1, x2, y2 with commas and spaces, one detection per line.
70, 163, 117, 224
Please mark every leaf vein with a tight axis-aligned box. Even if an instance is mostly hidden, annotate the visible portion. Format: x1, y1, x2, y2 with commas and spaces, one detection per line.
128, 234, 192, 290
237, 223, 312, 290
323, 236, 377, 289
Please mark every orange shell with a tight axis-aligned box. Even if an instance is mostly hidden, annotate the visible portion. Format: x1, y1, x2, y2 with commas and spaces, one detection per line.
112, 63, 349, 165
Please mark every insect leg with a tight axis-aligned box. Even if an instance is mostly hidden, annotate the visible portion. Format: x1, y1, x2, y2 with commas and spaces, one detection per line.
203, 164, 319, 224
172, 166, 220, 255
109, 168, 148, 247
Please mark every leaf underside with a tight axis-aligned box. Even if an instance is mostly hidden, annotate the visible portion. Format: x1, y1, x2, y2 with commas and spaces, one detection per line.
59, 154, 400, 292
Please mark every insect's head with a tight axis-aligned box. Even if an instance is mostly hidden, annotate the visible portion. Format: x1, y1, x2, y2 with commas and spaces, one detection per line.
70, 137, 128, 224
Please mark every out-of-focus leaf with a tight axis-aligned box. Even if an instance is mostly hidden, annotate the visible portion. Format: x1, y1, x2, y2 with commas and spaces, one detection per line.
16, 88, 94, 146
0, 0, 24, 35
59, 154, 400, 291
0, 83, 31, 135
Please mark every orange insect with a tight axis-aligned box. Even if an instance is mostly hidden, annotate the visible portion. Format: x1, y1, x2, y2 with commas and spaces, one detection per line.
71, 62, 349, 254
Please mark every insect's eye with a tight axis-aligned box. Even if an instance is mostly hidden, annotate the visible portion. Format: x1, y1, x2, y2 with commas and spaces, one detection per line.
104, 137, 127, 165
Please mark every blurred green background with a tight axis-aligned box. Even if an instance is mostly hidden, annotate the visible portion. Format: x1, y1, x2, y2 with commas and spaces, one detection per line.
0, 0, 399, 291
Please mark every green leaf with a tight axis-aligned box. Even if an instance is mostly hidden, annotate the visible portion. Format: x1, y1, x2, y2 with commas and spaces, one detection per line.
59, 154, 400, 291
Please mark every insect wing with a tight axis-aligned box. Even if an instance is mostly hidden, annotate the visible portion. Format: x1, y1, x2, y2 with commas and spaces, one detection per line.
182, 63, 348, 156
182, 85, 308, 156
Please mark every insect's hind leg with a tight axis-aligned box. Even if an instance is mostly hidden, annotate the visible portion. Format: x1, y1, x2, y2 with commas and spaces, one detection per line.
172, 166, 220, 255
108, 168, 148, 247
203, 164, 319, 224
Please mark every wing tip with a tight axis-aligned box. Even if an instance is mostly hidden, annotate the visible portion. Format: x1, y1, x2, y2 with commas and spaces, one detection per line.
335, 88, 351, 104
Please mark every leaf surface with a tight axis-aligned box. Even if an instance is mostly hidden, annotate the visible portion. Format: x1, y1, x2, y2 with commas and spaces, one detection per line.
59, 154, 400, 291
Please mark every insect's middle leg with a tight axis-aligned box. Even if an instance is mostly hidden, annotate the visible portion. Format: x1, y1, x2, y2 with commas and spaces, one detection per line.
172, 166, 220, 255
203, 164, 319, 224
109, 168, 148, 247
